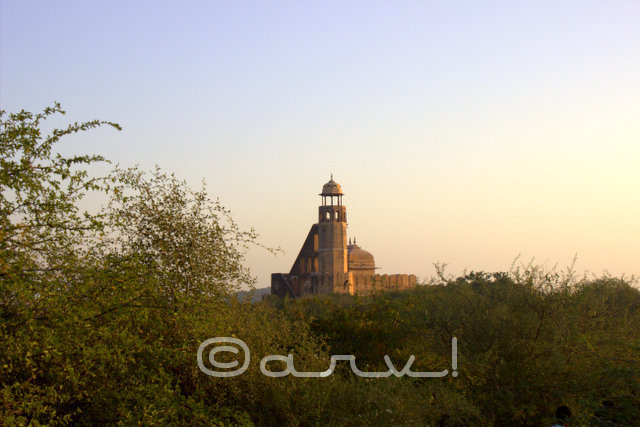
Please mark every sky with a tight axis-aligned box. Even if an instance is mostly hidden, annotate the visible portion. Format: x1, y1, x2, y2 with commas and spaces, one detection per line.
2, 1, 639, 287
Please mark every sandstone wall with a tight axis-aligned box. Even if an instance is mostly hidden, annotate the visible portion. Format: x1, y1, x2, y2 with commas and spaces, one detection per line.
271, 271, 417, 297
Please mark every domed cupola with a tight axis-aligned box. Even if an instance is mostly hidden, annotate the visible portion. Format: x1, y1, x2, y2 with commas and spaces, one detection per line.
321, 175, 343, 196
347, 238, 376, 274
318, 174, 346, 223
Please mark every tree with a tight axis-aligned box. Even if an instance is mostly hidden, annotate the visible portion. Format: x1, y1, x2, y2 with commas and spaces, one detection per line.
1, 103, 119, 259
0, 104, 284, 424
1, 103, 120, 322
1, 103, 121, 423
102, 165, 259, 305
1, 102, 119, 290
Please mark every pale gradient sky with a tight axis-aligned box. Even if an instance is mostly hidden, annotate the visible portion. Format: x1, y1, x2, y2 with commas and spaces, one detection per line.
2, 1, 639, 286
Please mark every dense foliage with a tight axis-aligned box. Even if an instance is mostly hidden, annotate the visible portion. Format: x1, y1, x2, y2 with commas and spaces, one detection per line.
277, 271, 640, 425
2, 106, 639, 425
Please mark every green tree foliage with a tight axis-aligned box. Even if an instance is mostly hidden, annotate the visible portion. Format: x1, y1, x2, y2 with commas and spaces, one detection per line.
1, 104, 122, 423
0, 105, 297, 424
103, 166, 258, 303
2, 104, 639, 425
283, 269, 640, 425
1, 103, 120, 321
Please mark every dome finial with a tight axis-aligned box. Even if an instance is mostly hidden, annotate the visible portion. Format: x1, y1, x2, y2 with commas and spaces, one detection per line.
320, 175, 343, 196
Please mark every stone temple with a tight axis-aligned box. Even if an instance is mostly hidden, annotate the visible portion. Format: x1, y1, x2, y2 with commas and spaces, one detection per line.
271, 176, 417, 297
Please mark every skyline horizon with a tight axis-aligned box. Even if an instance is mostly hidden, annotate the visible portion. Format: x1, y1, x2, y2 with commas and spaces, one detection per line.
243, 173, 638, 289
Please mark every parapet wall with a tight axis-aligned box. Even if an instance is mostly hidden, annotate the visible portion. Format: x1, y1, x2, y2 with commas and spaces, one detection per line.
271, 272, 417, 297
350, 273, 417, 295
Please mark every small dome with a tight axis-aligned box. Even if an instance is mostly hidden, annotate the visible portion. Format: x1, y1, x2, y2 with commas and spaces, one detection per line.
348, 242, 376, 270
320, 175, 343, 196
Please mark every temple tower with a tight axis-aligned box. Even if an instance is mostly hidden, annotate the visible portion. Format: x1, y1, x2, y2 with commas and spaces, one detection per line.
317, 175, 348, 274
